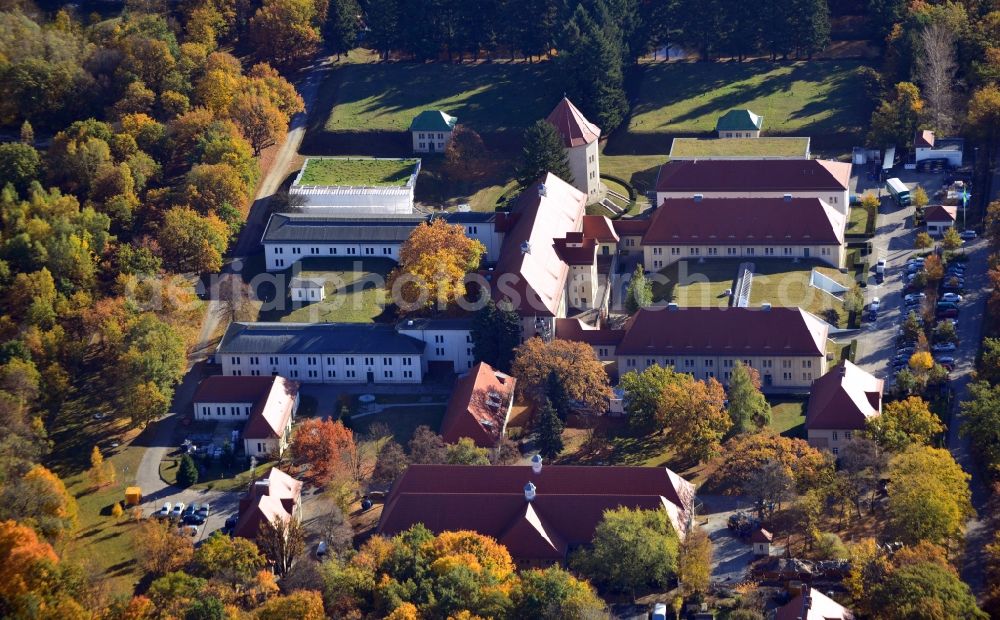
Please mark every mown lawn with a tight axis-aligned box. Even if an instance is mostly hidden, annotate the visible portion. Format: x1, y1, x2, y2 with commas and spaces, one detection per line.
670, 137, 810, 158
323, 62, 557, 133
651, 259, 739, 308
350, 405, 447, 445
599, 152, 667, 196
159, 453, 275, 493
628, 61, 869, 137
298, 157, 418, 186
256, 258, 394, 324
748, 259, 853, 327
769, 398, 807, 437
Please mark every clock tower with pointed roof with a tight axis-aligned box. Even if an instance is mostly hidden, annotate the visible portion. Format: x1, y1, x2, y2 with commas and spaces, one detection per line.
545, 97, 601, 204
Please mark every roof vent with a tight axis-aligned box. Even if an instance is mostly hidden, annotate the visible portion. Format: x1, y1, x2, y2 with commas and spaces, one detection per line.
531, 453, 543, 474
667, 302, 679, 311
761, 302, 772, 311
524, 481, 536, 501
693, 193, 703, 202
521, 241, 531, 254
538, 184, 547, 197
783, 193, 793, 202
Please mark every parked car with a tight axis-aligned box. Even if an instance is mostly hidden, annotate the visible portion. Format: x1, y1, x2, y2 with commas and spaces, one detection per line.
941, 293, 963, 303
171, 502, 185, 519
197, 503, 210, 518
960, 230, 977, 240
937, 300, 959, 309
223, 514, 238, 535
937, 308, 959, 319
908, 256, 926, 264
181, 504, 197, 520
180, 524, 199, 537
904, 293, 926, 303
936, 355, 956, 366
876, 258, 886, 281
869, 297, 881, 313
315, 541, 328, 559
897, 346, 916, 356
156, 502, 172, 519
932, 342, 957, 353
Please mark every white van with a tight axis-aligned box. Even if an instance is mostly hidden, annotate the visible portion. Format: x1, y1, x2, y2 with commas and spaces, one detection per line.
651, 602, 667, 620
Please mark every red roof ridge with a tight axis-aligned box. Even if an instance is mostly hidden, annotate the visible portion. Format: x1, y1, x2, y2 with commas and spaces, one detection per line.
545, 97, 601, 148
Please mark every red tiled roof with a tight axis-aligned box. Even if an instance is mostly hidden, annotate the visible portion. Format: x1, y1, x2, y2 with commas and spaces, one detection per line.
915, 129, 935, 149
554, 318, 625, 346
440, 362, 516, 448
751, 527, 773, 543
612, 218, 651, 236
546, 97, 601, 148
193, 376, 276, 404
616, 308, 829, 357
194, 376, 299, 440
642, 198, 845, 246
805, 361, 882, 431
924, 204, 957, 222
377, 465, 695, 561
654, 159, 851, 193
553, 234, 598, 265
233, 467, 302, 539
493, 174, 587, 316
775, 588, 854, 620
582, 215, 619, 243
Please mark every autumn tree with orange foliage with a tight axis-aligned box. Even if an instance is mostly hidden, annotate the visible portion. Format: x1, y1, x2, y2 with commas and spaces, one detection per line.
388, 219, 485, 314
0, 520, 86, 616
713, 431, 834, 496
0, 465, 79, 543
659, 375, 731, 463
511, 337, 611, 413
289, 418, 356, 486
923, 254, 944, 282
136, 518, 194, 576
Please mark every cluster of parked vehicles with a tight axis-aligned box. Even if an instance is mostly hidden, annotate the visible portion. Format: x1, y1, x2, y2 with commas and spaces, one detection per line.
888, 255, 964, 374
155, 501, 211, 537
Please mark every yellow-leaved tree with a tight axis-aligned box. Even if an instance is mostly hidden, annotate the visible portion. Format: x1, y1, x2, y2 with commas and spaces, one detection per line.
388, 219, 485, 314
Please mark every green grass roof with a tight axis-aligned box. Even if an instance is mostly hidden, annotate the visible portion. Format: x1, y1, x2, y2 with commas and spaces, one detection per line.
669, 137, 810, 159
297, 158, 419, 187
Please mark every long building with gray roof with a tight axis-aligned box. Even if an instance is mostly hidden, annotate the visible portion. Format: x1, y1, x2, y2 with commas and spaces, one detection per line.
217, 322, 427, 384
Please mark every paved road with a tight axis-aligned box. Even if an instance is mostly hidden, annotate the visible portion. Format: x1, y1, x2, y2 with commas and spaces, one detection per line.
234, 56, 331, 258
698, 495, 758, 585
132, 56, 334, 540
853, 170, 993, 595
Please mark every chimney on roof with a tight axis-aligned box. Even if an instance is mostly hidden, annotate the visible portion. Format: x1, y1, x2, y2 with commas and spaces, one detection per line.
693, 193, 703, 202
521, 241, 531, 255
761, 302, 772, 311
524, 481, 536, 501
783, 193, 793, 201
538, 184, 547, 197
531, 453, 543, 474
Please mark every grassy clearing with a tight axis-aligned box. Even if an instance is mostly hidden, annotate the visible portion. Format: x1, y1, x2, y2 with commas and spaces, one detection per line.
599, 152, 667, 196
652, 260, 738, 308
323, 62, 556, 133
62, 441, 145, 597
159, 453, 275, 493
555, 420, 712, 487
629, 61, 869, 137
669, 137, 810, 158
769, 398, 807, 437
349, 405, 447, 445
747, 259, 853, 327
298, 157, 418, 186
845, 205, 870, 235
257, 258, 394, 324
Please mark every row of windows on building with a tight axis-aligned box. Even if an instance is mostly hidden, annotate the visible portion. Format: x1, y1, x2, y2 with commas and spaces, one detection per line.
416, 132, 447, 139
418, 142, 446, 150
622, 357, 812, 369
200, 405, 251, 416
272, 246, 395, 256
651, 246, 831, 257
231, 355, 415, 367
230, 368, 416, 379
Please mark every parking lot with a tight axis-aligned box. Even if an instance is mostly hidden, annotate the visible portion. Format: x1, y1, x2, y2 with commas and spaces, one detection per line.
851, 166, 987, 392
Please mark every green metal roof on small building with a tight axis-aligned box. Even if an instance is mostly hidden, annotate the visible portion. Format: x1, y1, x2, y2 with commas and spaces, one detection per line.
409, 110, 458, 132
716, 109, 763, 132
